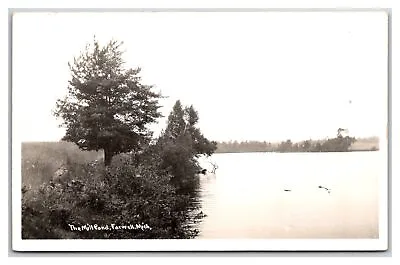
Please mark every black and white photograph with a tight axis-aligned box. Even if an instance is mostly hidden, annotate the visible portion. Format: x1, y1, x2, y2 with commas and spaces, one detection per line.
11, 10, 389, 251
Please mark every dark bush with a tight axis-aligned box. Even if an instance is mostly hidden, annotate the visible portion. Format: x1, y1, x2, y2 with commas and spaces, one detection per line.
22, 155, 203, 239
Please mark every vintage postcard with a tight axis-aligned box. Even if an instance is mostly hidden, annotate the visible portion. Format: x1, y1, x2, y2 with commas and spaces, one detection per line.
11, 10, 389, 251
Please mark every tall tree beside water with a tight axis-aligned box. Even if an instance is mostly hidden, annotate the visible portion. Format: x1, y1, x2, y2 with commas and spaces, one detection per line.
54, 38, 162, 166
157, 100, 217, 191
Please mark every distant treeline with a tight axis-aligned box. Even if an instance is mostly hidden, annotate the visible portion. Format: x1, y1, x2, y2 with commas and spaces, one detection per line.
216, 136, 379, 153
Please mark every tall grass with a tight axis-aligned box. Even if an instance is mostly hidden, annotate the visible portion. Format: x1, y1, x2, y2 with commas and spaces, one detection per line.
21, 141, 102, 189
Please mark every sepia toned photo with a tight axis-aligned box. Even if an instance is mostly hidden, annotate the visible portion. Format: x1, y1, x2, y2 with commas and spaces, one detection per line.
12, 10, 389, 251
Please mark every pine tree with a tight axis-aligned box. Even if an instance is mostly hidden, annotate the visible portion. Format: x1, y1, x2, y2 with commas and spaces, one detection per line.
163, 101, 217, 157
158, 100, 217, 191
164, 100, 186, 139
184, 105, 216, 156
54, 38, 162, 166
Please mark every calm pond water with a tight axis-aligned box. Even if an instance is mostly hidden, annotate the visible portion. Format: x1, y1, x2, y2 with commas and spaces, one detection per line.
195, 152, 381, 239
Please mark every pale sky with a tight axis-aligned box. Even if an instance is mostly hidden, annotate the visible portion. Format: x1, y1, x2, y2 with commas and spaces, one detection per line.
13, 11, 388, 143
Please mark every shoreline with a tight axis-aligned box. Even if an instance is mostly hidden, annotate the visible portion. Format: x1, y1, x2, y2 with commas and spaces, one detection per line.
214, 149, 380, 154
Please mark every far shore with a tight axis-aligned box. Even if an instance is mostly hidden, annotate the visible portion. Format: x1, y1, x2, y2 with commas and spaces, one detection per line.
214, 149, 379, 154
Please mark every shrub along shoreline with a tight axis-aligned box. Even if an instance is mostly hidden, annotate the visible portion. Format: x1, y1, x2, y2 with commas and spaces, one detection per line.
22, 101, 217, 239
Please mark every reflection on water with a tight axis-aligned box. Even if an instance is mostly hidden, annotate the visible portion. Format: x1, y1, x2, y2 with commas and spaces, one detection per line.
194, 152, 380, 239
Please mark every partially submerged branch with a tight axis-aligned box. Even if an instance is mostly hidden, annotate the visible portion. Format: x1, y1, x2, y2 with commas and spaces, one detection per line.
210, 161, 218, 174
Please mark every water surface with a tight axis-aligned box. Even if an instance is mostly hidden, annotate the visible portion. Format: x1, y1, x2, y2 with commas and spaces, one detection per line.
196, 152, 380, 238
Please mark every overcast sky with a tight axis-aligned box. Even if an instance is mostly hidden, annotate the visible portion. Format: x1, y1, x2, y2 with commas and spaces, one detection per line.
13, 11, 388, 143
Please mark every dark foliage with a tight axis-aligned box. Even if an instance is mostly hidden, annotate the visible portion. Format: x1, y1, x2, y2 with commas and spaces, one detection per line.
24, 38, 217, 240
54, 38, 162, 166
23, 101, 215, 239
22, 157, 203, 239
157, 101, 217, 192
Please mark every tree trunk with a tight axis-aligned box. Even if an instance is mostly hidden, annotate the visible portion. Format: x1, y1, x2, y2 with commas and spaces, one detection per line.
104, 147, 113, 166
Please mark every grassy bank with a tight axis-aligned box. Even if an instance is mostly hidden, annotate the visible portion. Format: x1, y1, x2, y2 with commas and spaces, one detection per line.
21, 141, 102, 189
20, 141, 205, 239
